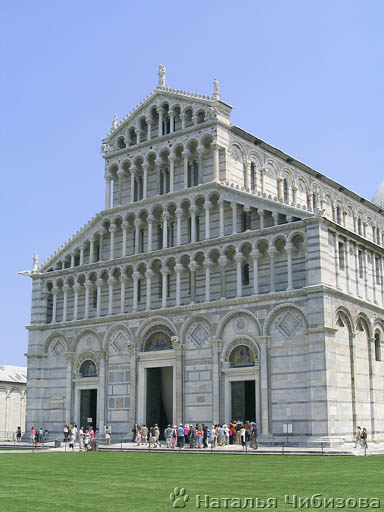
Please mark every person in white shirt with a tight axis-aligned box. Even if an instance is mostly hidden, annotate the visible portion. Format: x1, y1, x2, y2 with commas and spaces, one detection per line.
71, 425, 78, 447
78, 427, 84, 451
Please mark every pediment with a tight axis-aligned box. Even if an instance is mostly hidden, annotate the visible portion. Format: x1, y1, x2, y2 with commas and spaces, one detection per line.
102, 87, 231, 155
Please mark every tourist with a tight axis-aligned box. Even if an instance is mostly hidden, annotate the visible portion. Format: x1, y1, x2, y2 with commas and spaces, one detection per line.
141, 425, 148, 446
69, 432, 75, 451
63, 424, 69, 442
177, 424, 185, 448
210, 426, 217, 448
235, 422, 242, 445
72, 424, 78, 447
131, 424, 138, 442
195, 425, 202, 448
172, 425, 178, 448
136, 426, 142, 446
223, 424, 229, 445
361, 428, 368, 449
202, 424, 208, 448
153, 424, 161, 447
240, 426, 246, 450
164, 425, 173, 448
44, 429, 49, 441
78, 427, 84, 451
229, 424, 234, 445
30, 426, 35, 444
354, 426, 362, 448
105, 425, 111, 446
16, 426, 22, 442
250, 423, 258, 449
84, 430, 90, 451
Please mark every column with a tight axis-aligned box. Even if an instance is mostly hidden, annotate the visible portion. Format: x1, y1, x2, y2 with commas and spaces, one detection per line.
134, 219, 141, 254
98, 352, 107, 431
117, 169, 124, 206
212, 143, 220, 181
219, 199, 225, 237
211, 338, 223, 424
147, 216, 154, 251
142, 164, 149, 199
259, 209, 264, 229
109, 225, 116, 260
128, 346, 137, 431
176, 208, 183, 245
345, 239, 351, 294
204, 201, 211, 239
64, 353, 73, 424
105, 175, 112, 209
219, 255, 228, 299
180, 113, 186, 130
372, 252, 377, 304
204, 258, 212, 302
277, 178, 283, 201
73, 284, 80, 320
63, 284, 69, 322
120, 275, 128, 314
235, 252, 244, 298
132, 271, 140, 312
172, 337, 183, 425
188, 261, 198, 303
157, 107, 163, 137
197, 147, 204, 184
286, 243, 293, 290
251, 250, 260, 295
108, 277, 114, 315
84, 281, 92, 319
89, 236, 95, 264
130, 168, 136, 203
169, 111, 175, 133
175, 264, 183, 306
162, 212, 169, 248
145, 270, 153, 310
231, 202, 237, 234
122, 222, 128, 257
169, 156, 175, 193
161, 265, 169, 308
135, 127, 141, 145
260, 168, 265, 194
334, 233, 340, 290
52, 287, 58, 323
259, 337, 271, 438
272, 211, 279, 226
292, 186, 297, 205
146, 118, 152, 140
70, 253, 75, 268
96, 278, 103, 317
307, 193, 313, 211
79, 245, 84, 266
182, 151, 189, 188
155, 157, 162, 194
190, 206, 197, 243
268, 248, 276, 293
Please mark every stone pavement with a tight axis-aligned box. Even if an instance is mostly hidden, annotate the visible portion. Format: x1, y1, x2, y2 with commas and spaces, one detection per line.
0, 441, 383, 456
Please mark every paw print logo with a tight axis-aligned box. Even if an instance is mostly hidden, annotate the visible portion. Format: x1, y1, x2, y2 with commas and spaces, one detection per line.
169, 487, 189, 508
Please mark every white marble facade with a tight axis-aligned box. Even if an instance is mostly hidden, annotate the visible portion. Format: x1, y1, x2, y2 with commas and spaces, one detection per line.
25, 67, 384, 445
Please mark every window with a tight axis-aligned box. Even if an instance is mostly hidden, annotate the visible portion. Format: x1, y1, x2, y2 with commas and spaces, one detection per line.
241, 210, 251, 232
229, 345, 256, 368
137, 278, 142, 302
312, 193, 317, 210
338, 241, 345, 270
336, 207, 342, 224
139, 228, 145, 253
375, 257, 381, 285
358, 250, 364, 278
250, 163, 256, 190
283, 178, 289, 202
242, 263, 250, 286
168, 222, 175, 247
187, 160, 199, 187
157, 225, 163, 250
92, 289, 97, 309
358, 218, 362, 235
374, 333, 381, 361
188, 216, 200, 242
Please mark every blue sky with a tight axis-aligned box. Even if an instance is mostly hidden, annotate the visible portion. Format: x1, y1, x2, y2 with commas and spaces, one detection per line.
1, 0, 383, 366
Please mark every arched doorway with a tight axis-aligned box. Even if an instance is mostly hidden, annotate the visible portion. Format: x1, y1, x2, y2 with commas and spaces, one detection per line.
137, 325, 176, 432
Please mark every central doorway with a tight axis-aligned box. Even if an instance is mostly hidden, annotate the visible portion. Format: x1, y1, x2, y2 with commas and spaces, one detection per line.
231, 381, 255, 422
80, 389, 97, 430
146, 367, 173, 431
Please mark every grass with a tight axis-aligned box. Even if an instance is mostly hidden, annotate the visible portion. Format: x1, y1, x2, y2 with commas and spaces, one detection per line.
0, 452, 383, 511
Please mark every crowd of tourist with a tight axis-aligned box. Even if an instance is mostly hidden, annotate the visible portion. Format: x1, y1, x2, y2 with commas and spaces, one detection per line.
28, 426, 49, 445
61, 423, 112, 451
132, 420, 258, 450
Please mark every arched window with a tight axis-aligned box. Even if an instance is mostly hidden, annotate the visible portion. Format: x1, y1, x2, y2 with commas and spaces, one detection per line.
117, 136, 126, 149
188, 160, 199, 187
144, 328, 173, 351
242, 264, 250, 286
358, 217, 362, 235
312, 193, 317, 210
374, 332, 381, 362
229, 345, 256, 368
80, 360, 97, 378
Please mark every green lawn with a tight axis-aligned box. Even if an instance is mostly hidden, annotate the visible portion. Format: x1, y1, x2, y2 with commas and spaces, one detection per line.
0, 452, 382, 511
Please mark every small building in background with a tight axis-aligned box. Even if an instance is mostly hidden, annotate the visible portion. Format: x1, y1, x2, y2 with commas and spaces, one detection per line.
0, 365, 27, 440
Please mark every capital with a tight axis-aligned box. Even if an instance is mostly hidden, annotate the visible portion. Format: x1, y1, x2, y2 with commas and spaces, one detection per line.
190, 205, 198, 214
85, 281, 94, 289
108, 277, 115, 285
130, 167, 137, 176
175, 263, 184, 273
258, 336, 271, 348
73, 283, 82, 291
134, 219, 141, 228
203, 258, 213, 269
109, 224, 117, 233
155, 157, 162, 167
147, 215, 155, 224
175, 208, 183, 218
117, 169, 125, 178
161, 265, 170, 275
132, 271, 141, 280
218, 256, 228, 267
286, 242, 293, 252
234, 253, 244, 264
188, 261, 199, 272
145, 270, 154, 279
250, 250, 261, 260
96, 278, 104, 287
231, 202, 237, 210
122, 221, 129, 230
161, 211, 170, 221
181, 151, 190, 159
120, 274, 129, 284
204, 201, 212, 210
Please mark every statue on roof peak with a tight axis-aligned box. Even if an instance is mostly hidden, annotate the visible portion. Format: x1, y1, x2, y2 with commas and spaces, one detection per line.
158, 64, 166, 88
32, 252, 38, 273
112, 113, 118, 130
213, 77, 221, 101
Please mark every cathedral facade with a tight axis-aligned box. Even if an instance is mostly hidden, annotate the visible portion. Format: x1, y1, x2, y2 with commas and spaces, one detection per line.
25, 67, 384, 445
